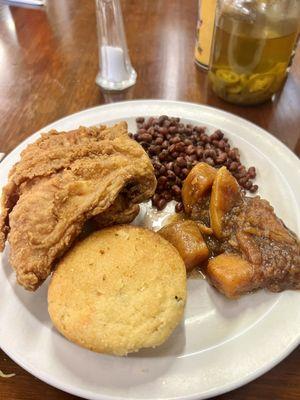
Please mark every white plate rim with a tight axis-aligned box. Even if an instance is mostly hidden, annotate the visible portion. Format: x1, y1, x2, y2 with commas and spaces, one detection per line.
0, 99, 299, 400
1, 100, 300, 168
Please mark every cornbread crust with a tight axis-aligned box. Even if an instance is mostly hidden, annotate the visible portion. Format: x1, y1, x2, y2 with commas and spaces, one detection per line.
48, 225, 186, 356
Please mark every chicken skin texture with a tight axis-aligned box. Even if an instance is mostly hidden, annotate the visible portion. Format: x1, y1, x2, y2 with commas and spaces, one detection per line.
0, 122, 156, 290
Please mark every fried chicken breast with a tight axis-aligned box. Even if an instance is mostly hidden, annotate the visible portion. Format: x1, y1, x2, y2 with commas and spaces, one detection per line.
0, 122, 156, 290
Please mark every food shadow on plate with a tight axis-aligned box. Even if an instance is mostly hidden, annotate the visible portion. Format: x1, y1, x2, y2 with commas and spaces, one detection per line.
205, 283, 280, 319
50, 326, 178, 388
2, 245, 50, 324
128, 321, 186, 358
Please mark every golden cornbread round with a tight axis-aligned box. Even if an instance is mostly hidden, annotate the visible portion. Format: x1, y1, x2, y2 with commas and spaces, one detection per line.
48, 225, 186, 356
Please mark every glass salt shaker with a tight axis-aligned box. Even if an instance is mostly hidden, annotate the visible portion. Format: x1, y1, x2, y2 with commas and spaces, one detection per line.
95, 0, 137, 91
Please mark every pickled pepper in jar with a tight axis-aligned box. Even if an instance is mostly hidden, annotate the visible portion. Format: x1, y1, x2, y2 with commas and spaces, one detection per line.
209, 0, 300, 105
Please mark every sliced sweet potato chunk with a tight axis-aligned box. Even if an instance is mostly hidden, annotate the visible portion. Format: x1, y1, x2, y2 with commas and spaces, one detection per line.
210, 167, 241, 239
196, 222, 213, 236
207, 253, 260, 299
182, 163, 217, 215
159, 220, 209, 272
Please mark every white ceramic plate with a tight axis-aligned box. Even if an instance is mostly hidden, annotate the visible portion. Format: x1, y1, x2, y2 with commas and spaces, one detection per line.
0, 100, 299, 400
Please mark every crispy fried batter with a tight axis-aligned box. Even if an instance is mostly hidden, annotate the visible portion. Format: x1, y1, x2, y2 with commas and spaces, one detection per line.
0, 122, 156, 290
93, 194, 140, 229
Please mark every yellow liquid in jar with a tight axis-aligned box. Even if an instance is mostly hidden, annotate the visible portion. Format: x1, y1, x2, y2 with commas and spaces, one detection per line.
209, 14, 299, 105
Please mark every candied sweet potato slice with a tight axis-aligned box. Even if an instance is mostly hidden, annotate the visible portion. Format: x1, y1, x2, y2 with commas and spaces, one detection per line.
182, 163, 217, 215
210, 167, 241, 239
207, 253, 259, 299
196, 222, 213, 236
159, 220, 209, 272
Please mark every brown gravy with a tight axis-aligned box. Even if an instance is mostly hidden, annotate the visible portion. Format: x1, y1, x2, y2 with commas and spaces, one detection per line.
221, 196, 300, 292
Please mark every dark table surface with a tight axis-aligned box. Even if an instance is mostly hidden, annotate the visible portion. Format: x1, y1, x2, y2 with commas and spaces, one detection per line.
0, 1, 299, 399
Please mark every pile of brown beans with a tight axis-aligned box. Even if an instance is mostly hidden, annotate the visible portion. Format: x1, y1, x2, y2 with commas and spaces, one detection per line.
132, 115, 258, 211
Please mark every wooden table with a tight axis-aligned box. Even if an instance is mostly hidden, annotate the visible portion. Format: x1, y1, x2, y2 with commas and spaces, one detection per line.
0, 1, 299, 399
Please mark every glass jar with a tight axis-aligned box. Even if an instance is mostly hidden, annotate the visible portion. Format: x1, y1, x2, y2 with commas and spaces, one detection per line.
209, 0, 300, 105
194, 0, 217, 69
